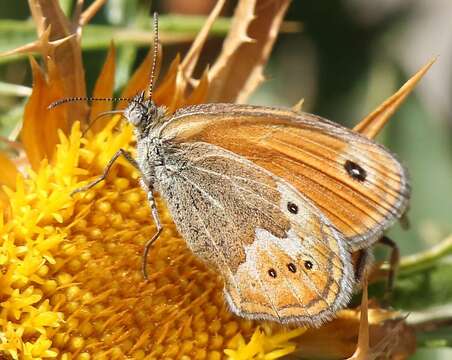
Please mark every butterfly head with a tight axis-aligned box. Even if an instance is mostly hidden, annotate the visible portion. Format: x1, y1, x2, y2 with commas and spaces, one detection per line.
123, 91, 158, 127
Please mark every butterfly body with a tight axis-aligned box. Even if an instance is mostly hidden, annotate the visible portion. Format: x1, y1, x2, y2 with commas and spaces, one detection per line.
124, 92, 409, 326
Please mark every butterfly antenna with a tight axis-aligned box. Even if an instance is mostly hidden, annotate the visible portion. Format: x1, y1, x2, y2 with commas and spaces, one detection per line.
48, 96, 131, 110
148, 12, 159, 101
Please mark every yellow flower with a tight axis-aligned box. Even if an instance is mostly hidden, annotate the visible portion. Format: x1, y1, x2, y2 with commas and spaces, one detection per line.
0, 1, 422, 359
0, 114, 306, 359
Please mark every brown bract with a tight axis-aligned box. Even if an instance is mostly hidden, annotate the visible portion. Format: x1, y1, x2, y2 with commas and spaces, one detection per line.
208, 0, 291, 103
354, 58, 436, 139
293, 279, 416, 359
27, 0, 90, 122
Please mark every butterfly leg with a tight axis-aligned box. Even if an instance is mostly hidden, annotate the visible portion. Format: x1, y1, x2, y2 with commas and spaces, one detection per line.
353, 248, 373, 284
379, 236, 400, 298
72, 149, 139, 195
141, 190, 163, 280
400, 212, 411, 230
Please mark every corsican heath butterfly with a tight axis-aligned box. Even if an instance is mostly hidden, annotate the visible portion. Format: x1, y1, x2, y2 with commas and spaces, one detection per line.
49, 13, 410, 326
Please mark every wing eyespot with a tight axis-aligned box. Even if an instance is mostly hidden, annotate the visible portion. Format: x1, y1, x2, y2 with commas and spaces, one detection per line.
287, 263, 297, 273
304, 260, 314, 270
268, 268, 277, 278
344, 160, 367, 181
287, 201, 299, 214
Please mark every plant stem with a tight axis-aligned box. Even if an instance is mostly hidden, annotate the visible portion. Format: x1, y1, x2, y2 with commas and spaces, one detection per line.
399, 235, 452, 275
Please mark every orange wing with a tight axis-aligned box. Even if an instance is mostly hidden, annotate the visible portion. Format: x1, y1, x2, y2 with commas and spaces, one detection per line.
160, 103, 410, 250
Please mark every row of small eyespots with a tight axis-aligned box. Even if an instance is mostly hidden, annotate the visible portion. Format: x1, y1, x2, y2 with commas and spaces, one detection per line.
267, 260, 313, 278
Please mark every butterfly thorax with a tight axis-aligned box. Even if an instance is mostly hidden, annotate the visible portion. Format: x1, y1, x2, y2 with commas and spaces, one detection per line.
135, 132, 167, 189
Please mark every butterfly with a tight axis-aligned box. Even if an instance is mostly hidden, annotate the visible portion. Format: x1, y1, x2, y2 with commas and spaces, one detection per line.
50, 14, 409, 327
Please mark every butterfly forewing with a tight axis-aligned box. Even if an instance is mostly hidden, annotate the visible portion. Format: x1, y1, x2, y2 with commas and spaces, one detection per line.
154, 141, 354, 325
159, 104, 410, 250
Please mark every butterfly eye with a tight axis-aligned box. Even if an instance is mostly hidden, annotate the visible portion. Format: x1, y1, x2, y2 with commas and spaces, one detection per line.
344, 160, 367, 181
287, 263, 297, 273
268, 268, 277, 278
287, 202, 298, 214
304, 260, 314, 270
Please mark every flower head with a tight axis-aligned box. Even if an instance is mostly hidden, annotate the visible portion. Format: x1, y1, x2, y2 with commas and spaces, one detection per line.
1, 115, 307, 359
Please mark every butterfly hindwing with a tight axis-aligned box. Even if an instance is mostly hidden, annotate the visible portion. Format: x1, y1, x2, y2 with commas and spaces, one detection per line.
154, 141, 354, 325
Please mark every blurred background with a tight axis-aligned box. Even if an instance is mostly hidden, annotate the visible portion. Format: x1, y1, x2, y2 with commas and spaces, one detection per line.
0, 1, 451, 358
